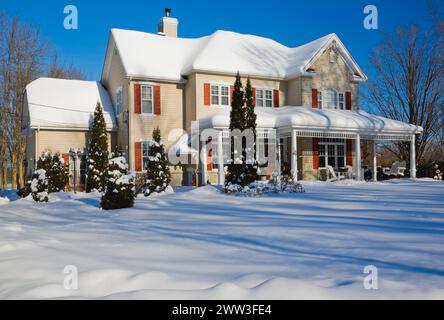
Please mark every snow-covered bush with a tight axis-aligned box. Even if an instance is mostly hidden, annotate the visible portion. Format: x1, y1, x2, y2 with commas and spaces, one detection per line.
30, 169, 49, 202
144, 128, 171, 196
18, 151, 68, 198
36, 152, 69, 193
223, 172, 305, 196
434, 163, 443, 180
86, 102, 109, 193
101, 154, 135, 210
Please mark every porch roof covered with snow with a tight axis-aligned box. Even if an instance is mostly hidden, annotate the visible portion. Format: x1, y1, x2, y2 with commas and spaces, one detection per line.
193, 107, 423, 184
24, 78, 117, 131
197, 106, 423, 141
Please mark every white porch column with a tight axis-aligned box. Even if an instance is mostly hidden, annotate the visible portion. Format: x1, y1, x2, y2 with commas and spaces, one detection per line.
291, 129, 298, 181
372, 140, 377, 182
410, 135, 417, 179
201, 142, 207, 185
355, 134, 362, 181
277, 132, 282, 176
217, 130, 224, 185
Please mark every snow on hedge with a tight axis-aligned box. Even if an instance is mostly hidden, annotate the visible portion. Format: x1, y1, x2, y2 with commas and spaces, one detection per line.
0, 179, 443, 299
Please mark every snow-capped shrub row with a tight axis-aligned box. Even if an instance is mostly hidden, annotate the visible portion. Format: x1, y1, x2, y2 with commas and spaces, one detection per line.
223, 172, 305, 196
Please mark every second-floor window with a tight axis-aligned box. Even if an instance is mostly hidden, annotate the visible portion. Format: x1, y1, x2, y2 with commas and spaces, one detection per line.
318, 89, 345, 110
141, 85, 153, 114
115, 87, 123, 115
211, 84, 230, 107
256, 89, 273, 107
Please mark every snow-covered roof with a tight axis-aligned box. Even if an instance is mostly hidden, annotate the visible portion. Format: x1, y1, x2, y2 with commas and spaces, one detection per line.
198, 106, 423, 135
105, 29, 366, 82
25, 78, 117, 130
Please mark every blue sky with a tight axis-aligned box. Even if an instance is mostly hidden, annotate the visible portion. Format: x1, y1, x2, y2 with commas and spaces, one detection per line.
1, 0, 437, 80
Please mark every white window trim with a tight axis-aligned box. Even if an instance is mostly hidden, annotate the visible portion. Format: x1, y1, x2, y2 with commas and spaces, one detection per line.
115, 87, 123, 116
210, 83, 231, 108
318, 139, 347, 169
140, 84, 154, 115
256, 88, 274, 108
319, 89, 345, 110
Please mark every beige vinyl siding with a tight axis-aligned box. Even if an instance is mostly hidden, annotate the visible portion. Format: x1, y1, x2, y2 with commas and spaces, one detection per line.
102, 40, 129, 157
186, 73, 287, 128
128, 81, 185, 172
287, 77, 303, 106
35, 130, 114, 156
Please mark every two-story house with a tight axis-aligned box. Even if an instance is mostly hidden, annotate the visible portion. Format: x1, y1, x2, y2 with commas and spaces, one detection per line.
21, 9, 422, 188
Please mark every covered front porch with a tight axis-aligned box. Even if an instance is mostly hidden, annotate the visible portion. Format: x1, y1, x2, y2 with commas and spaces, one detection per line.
278, 130, 418, 182
188, 106, 423, 185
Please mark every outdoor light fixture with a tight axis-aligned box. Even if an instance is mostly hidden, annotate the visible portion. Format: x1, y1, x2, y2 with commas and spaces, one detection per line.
69, 148, 82, 194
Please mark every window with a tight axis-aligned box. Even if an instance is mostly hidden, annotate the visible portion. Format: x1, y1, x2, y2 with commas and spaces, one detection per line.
318, 138, 346, 169
115, 87, 123, 115
211, 84, 230, 107
142, 141, 152, 170
256, 89, 273, 107
317, 91, 323, 108
338, 93, 345, 109
141, 85, 153, 114
319, 89, 345, 110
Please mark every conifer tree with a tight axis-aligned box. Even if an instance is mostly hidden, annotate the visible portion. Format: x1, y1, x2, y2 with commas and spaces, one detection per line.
145, 128, 171, 196
243, 77, 258, 183
30, 169, 49, 202
86, 102, 109, 193
244, 77, 257, 143
101, 150, 134, 210
19, 152, 68, 198
225, 73, 244, 187
36, 152, 69, 193
229, 72, 245, 132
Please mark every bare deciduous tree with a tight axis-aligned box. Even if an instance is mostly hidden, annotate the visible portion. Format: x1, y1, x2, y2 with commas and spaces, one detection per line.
0, 11, 87, 190
365, 25, 444, 164
0, 15, 47, 189
48, 51, 87, 80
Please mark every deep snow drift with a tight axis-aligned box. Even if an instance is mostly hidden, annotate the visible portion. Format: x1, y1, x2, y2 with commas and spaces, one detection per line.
0, 179, 443, 299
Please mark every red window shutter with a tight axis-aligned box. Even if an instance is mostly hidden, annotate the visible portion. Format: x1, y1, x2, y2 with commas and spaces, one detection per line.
134, 84, 141, 114
203, 83, 211, 106
273, 89, 280, 108
135, 142, 142, 172
154, 85, 161, 115
252, 88, 256, 106
230, 86, 234, 105
206, 139, 213, 171
346, 139, 353, 166
62, 153, 70, 166
345, 92, 352, 110
207, 148, 213, 172
312, 89, 318, 108
313, 138, 319, 169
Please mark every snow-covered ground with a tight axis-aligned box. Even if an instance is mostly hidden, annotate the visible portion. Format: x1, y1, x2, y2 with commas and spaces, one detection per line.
0, 179, 443, 299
